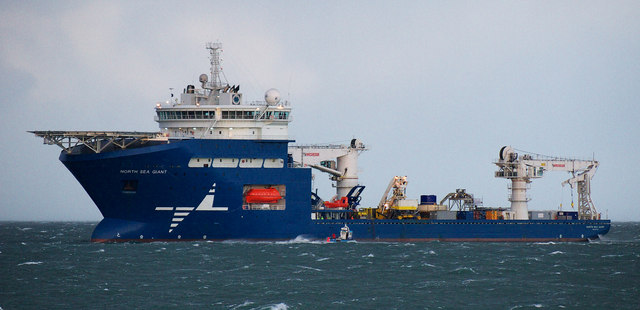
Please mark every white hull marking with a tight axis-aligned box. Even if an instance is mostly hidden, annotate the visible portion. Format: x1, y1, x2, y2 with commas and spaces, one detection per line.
175, 207, 194, 211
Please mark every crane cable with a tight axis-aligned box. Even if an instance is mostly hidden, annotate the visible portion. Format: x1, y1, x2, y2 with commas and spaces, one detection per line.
570, 187, 575, 209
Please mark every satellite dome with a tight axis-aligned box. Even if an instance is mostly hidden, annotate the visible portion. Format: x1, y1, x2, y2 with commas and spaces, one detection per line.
264, 88, 281, 105
199, 74, 208, 84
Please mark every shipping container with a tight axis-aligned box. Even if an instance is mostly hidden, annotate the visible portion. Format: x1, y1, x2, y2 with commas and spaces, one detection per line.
456, 211, 474, 220
420, 195, 437, 205
431, 210, 457, 220
396, 199, 418, 208
486, 210, 501, 220
418, 204, 447, 212
473, 210, 486, 220
529, 211, 555, 220
456, 211, 473, 220
558, 211, 578, 220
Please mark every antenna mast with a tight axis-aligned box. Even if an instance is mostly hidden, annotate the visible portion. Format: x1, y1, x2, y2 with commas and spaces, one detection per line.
206, 42, 223, 90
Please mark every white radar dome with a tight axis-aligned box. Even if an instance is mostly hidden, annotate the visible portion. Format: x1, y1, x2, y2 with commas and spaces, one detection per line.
264, 88, 281, 105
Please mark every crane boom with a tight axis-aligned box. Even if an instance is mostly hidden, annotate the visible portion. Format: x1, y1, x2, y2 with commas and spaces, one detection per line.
376, 176, 408, 218
495, 146, 600, 220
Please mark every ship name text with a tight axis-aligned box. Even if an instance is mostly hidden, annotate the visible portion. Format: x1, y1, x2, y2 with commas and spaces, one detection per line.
120, 169, 167, 175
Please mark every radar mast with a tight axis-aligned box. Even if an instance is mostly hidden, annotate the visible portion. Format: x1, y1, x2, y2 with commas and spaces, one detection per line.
206, 42, 224, 90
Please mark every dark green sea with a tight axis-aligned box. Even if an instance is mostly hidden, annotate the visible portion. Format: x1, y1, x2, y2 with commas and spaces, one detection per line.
0, 222, 638, 309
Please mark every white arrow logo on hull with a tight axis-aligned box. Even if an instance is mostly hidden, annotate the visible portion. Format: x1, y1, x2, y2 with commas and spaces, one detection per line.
154, 183, 228, 233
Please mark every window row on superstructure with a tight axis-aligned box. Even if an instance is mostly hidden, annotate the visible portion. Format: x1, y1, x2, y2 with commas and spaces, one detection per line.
221, 110, 290, 120
157, 110, 290, 121
157, 110, 215, 120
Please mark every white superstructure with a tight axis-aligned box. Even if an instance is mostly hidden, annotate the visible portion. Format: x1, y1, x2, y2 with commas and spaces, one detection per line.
154, 42, 291, 140
495, 146, 599, 220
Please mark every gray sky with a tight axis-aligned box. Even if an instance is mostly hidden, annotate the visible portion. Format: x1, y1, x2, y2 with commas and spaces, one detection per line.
1, 1, 639, 221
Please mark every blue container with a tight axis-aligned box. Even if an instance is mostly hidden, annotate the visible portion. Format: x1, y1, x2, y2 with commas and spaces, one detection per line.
457, 211, 474, 220
565, 212, 578, 220
420, 195, 437, 205
558, 211, 579, 220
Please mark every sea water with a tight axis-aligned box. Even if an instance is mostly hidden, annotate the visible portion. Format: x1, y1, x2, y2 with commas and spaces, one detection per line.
1, 222, 638, 309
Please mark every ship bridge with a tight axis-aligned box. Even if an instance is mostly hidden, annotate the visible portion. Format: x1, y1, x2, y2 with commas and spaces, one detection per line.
155, 42, 291, 141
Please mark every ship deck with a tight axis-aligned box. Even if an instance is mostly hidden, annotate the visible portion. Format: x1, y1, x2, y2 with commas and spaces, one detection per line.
30, 131, 166, 154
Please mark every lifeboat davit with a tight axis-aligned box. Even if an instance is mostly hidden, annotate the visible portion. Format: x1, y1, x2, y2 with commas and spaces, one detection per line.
324, 197, 349, 208
245, 188, 282, 204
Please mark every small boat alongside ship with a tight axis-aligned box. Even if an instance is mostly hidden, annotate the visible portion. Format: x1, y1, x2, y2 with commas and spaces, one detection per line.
31, 42, 610, 242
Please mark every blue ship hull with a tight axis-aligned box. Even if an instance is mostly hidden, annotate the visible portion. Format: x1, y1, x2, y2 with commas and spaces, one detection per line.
60, 139, 610, 242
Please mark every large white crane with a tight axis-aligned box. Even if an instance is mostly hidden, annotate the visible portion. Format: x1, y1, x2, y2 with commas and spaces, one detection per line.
289, 139, 367, 199
495, 146, 599, 220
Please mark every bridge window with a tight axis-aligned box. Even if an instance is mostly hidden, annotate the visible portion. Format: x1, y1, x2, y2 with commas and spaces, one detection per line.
157, 110, 215, 120
221, 110, 256, 120
258, 111, 288, 120
259, 112, 272, 119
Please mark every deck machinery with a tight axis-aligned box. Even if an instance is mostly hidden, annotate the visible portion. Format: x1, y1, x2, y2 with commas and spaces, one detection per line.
495, 146, 600, 220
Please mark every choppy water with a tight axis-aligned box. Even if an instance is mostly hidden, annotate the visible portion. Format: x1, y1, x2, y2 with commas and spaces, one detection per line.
0, 222, 638, 309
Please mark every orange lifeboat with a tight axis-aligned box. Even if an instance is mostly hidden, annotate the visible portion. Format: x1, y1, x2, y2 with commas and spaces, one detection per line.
324, 197, 349, 208
245, 188, 282, 204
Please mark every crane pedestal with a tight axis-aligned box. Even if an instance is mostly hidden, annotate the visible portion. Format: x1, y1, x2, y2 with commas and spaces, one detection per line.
509, 179, 530, 220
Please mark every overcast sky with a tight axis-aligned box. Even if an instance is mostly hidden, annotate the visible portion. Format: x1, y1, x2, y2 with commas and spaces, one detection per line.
1, 1, 639, 221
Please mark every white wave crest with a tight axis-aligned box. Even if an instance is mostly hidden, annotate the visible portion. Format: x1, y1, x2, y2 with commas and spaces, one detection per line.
261, 303, 288, 310
275, 236, 323, 244
17, 261, 43, 266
